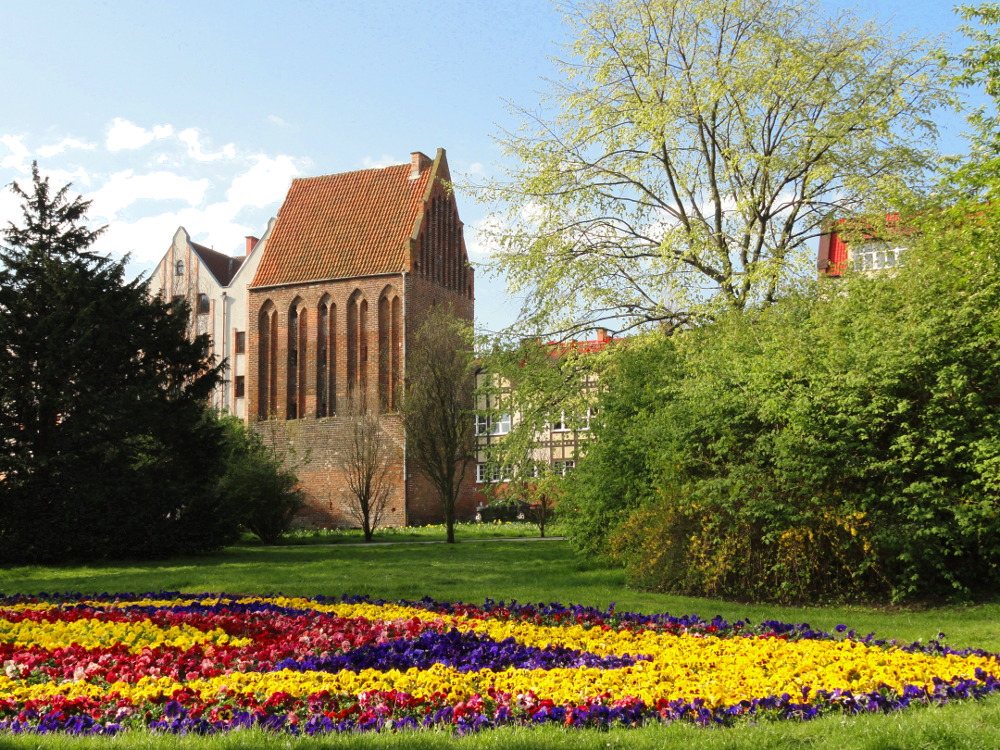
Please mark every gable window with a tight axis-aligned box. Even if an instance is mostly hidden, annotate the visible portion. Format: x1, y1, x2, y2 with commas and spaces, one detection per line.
852, 242, 905, 272
175, 260, 184, 276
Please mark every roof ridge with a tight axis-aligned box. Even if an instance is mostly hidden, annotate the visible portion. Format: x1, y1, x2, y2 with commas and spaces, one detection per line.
293, 162, 412, 182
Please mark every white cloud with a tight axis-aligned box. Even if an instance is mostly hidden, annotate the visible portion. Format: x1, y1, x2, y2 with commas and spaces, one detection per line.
0, 179, 23, 230
89, 170, 210, 219
467, 212, 507, 260
226, 154, 300, 209
39, 166, 93, 189
36, 137, 96, 158
106, 118, 174, 151
0, 135, 30, 172
97, 204, 259, 265
177, 128, 237, 162
361, 154, 402, 169
267, 114, 291, 128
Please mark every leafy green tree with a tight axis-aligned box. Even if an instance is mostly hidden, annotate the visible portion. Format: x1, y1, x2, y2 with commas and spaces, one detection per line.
0, 164, 232, 561
217, 416, 303, 545
401, 307, 476, 544
479, 0, 949, 337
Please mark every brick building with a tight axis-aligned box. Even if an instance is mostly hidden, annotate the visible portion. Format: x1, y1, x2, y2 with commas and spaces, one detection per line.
473, 329, 614, 500
151, 148, 478, 527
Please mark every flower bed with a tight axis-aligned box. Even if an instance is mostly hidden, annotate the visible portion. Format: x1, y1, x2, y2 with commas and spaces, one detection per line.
0, 593, 997, 735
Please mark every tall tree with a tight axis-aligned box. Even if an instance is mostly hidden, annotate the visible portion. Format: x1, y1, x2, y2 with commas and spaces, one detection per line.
342, 395, 394, 542
480, 0, 950, 337
0, 164, 231, 562
401, 307, 476, 544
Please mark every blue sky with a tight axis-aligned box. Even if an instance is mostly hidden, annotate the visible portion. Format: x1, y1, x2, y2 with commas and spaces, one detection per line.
0, 0, 985, 333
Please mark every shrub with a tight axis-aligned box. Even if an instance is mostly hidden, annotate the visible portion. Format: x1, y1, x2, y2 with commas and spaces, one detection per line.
217, 417, 304, 544
577, 207, 1000, 603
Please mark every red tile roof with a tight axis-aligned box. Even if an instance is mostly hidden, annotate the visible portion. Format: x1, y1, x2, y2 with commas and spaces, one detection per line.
251, 153, 436, 288
190, 242, 244, 286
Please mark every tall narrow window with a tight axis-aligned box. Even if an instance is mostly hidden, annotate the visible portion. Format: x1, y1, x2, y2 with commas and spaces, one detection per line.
257, 301, 277, 420
359, 299, 368, 397
378, 293, 390, 409
317, 300, 328, 417
329, 303, 337, 413
391, 295, 402, 409
234, 331, 246, 354
287, 304, 299, 419
347, 291, 359, 396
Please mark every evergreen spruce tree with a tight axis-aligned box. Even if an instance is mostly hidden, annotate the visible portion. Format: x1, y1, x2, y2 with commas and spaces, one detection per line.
0, 164, 238, 562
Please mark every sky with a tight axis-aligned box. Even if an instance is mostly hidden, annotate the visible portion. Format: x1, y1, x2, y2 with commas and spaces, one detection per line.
0, 0, 987, 334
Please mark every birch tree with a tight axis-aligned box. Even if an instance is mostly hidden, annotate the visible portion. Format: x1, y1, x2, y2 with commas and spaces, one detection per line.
480, 0, 950, 337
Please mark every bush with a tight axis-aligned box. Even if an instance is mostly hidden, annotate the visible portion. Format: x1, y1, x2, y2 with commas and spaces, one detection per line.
218, 417, 304, 544
574, 207, 1000, 603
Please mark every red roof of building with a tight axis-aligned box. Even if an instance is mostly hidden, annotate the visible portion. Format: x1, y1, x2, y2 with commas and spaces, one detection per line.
251, 153, 436, 288
545, 329, 616, 358
190, 242, 244, 286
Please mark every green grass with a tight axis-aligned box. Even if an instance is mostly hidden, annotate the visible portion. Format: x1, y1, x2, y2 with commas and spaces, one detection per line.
241, 521, 563, 546
1, 540, 997, 749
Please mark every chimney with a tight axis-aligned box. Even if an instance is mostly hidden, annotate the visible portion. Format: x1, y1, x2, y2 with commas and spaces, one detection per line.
245, 235, 259, 256
409, 151, 428, 180
596, 328, 611, 344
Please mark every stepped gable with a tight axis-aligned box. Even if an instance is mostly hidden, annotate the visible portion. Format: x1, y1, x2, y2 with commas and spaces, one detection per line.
189, 241, 244, 286
251, 154, 434, 288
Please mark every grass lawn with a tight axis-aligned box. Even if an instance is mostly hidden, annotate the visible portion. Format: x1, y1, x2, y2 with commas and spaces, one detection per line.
1, 539, 997, 749
240, 521, 562, 546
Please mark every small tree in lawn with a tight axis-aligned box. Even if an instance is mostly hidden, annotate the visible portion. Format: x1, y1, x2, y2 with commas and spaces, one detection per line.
343, 395, 393, 542
401, 306, 475, 544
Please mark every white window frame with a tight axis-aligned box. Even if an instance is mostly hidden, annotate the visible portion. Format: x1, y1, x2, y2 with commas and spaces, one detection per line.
552, 459, 576, 476
475, 414, 489, 436
492, 413, 511, 435
550, 411, 570, 432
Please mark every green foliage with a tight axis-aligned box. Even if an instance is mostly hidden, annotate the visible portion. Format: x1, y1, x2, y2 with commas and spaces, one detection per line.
560, 335, 681, 556
217, 416, 303, 545
575, 213, 1000, 603
0, 165, 235, 562
477, 0, 950, 337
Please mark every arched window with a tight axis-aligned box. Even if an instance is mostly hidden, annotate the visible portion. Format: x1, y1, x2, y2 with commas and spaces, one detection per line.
257, 301, 277, 420
358, 298, 368, 397
317, 299, 329, 417
378, 286, 402, 411
347, 291, 359, 397
378, 293, 390, 409
329, 302, 337, 414
287, 299, 306, 419
391, 295, 402, 407
317, 297, 336, 417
